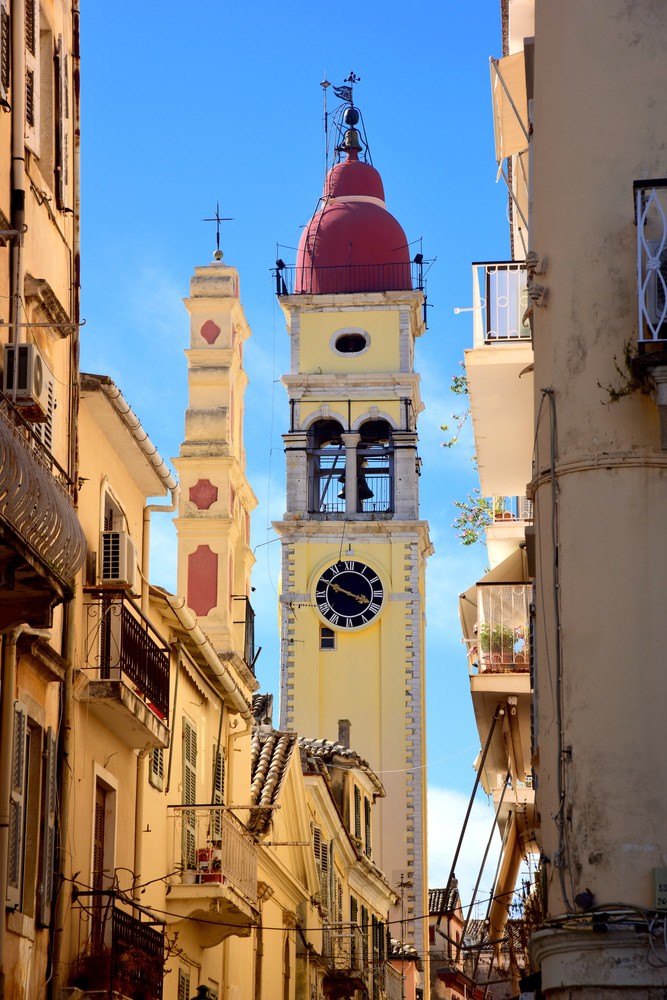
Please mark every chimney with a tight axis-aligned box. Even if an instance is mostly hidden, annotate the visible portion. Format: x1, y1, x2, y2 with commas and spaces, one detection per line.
338, 719, 351, 749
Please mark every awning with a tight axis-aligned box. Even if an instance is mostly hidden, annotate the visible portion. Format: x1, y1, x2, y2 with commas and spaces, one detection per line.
459, 547, 529, 643
490, 53, 529, 163
488, 810, 522, 953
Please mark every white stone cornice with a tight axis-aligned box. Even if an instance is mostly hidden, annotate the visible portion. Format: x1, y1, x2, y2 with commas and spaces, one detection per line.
279, 289, 424, 311
272, 518, 432, 547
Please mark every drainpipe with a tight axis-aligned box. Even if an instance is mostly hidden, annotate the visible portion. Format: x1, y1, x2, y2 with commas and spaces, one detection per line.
158, 593, 253, 723
9, 0, 26, 348
69, 0, 81, 486
134, 488, 178, 902
141, 487, 178, 615
133, 747, 150, 906
0, 625, 52, 1000
49, 600, 75, 1000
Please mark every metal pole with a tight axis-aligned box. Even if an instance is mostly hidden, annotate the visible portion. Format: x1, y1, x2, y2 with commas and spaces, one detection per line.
435, 708, 503, 931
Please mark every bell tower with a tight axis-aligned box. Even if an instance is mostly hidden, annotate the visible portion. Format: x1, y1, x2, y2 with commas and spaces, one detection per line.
274, 103, 432, 959
173, 254, 257, 665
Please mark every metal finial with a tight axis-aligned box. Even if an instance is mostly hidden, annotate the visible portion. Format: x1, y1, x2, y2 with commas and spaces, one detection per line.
202, 202, 234, 261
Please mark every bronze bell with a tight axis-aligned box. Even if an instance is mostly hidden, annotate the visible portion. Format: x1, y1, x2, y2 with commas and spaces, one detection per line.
357, 476, 373, 500
337, 471, 346, 499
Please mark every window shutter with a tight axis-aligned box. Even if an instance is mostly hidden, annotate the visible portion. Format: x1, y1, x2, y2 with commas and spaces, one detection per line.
211, 744, 225, 838
361, 905, 369, 966
38, 727, 57, 926
0, 0, 10, 105
25, 0, 36, 54
177, 968, 190, 1000
183, 720, 197, 803
182, 720, 197, 868
313, 826, 322, 869
364, 797, 372, 857
93, 784, 106, 890
319, 837, 330, 911
213, 746, 225, 804
354, 786, 361, 840
24, 0, 39, 153
54, 34, 69, 208
7, 705, 27, 906
149, 747, 164, 791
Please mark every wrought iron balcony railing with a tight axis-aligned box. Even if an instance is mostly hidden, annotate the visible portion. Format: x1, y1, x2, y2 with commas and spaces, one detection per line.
323, 922, 367, 975
309, 471, 393, 514
491, 495, 534, 522
232, 594, 257, 671
472, 261, 531, 346
83, 591, 170, 719
0, 393, 85, 587
274, 262, 421, 296
168, 805, 258, 904
385, 962, 404, 1000
465, 583, 531, 674
71, 893, 164, 1000
635, 180, 667, 345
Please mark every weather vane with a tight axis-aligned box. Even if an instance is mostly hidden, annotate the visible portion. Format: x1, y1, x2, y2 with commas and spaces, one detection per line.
331, 70, 361, 106
202, 202, 234, 261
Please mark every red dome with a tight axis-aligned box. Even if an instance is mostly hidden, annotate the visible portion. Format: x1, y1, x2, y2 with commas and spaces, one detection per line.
295, 150, 411, 294
324, 158, 385, 200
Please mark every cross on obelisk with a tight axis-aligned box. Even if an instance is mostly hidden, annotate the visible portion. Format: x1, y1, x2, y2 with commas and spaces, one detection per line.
202, 202, 234, 260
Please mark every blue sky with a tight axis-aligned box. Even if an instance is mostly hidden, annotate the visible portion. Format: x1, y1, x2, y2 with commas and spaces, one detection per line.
80, 1, 510, 904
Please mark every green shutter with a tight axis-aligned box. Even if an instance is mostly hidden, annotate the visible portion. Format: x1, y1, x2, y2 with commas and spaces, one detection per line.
7, 705, 27, 906
182, 720, 197, 868
38, 727, 57, 926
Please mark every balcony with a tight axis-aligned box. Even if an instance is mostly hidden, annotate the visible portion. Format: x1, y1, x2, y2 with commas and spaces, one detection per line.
384, 962, 404, 1000
461, 582, 533, 793
323, 923, 371, 997
465, 583, 531, 675
486, 495, 533, 569
635, 179, 667, 347
78, 590, 170, 749
167, 805, 258, 945
274, 261, 422, 296
472, 262, 531, 347
232, 594, 257, 672
0, 394, 86, 627
465, 262, 534, 498
309, 469, 393, 515
70, 892, 164, 1000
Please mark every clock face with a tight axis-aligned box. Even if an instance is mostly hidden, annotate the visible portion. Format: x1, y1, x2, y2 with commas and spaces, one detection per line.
315, 560, 385, 630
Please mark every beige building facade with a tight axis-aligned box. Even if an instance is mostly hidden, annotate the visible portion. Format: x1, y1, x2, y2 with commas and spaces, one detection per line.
460, 0, 667, 995
0, 2, 85, 998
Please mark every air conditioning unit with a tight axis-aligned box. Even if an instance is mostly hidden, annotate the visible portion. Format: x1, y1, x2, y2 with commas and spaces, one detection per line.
100, 530, 137, 589
3, 343, 53, 422
645, 240, 667, 328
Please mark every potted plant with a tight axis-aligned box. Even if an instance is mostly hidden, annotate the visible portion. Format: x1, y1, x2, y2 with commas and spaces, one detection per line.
479, 622, 517, 668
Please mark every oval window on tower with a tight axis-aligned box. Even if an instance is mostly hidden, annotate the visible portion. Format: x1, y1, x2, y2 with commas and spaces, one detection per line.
331, 328, 370, 356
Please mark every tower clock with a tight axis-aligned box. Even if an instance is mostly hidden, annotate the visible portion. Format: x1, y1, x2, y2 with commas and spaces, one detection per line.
274, 106, 432, 960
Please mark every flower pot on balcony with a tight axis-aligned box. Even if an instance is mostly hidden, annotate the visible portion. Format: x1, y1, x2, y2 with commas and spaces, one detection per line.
198, 847, 222, 882
180, 869, 197, 884
73, 952, 112, 991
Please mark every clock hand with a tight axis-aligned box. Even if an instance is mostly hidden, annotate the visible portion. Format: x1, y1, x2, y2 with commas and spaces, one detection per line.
329, 582, 370, 605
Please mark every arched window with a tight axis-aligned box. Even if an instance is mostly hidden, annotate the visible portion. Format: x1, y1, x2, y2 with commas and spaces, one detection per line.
357, 420, 393, 513
308, 419, 345, 513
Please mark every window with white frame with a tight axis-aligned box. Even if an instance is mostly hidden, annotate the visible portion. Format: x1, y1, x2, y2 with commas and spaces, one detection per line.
149, 747, 164, 791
